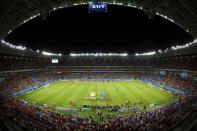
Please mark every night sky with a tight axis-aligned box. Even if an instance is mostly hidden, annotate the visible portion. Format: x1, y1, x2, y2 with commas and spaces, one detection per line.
5, 4, 194, 55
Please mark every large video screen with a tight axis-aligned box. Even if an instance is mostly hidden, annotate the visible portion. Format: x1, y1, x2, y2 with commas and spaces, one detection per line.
89, 2, 107, 13
52, 59, 58, 64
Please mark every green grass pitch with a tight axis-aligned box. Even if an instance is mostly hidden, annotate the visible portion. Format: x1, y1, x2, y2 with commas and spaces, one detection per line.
17, 80, 177, 122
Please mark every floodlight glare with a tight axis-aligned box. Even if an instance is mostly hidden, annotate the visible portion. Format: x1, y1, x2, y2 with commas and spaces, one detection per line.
70, 53, 128, 57
42, 51, 62, 56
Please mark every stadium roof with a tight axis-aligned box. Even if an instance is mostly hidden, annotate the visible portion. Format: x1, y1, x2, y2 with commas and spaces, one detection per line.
0, 0, 197, 57
0, 0, 197, 40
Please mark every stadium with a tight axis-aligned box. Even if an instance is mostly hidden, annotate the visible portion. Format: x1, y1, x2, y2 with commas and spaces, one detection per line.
0, 0, 197, 131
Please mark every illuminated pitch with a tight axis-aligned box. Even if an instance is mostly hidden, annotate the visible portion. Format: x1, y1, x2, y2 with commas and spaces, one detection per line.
18, 80, 177, 122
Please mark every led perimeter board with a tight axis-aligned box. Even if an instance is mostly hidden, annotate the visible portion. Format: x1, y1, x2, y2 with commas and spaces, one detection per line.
88, 2, 107, 13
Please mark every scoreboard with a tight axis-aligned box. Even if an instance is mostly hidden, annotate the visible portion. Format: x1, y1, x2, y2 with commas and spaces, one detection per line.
88, 2, 107, 13
52, 59, 59, 64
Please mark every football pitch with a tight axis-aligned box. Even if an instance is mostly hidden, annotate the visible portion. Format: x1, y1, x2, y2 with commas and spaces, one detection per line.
18, 80, 177, 108
18, 80, 177, 121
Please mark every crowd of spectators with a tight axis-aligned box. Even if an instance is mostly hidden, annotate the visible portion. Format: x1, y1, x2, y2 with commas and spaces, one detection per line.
0, 71, 196, 130
138, 73, 196, 93
152, 55, 197, 71
0, 91, 195, 130
1, 54, 197, 71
